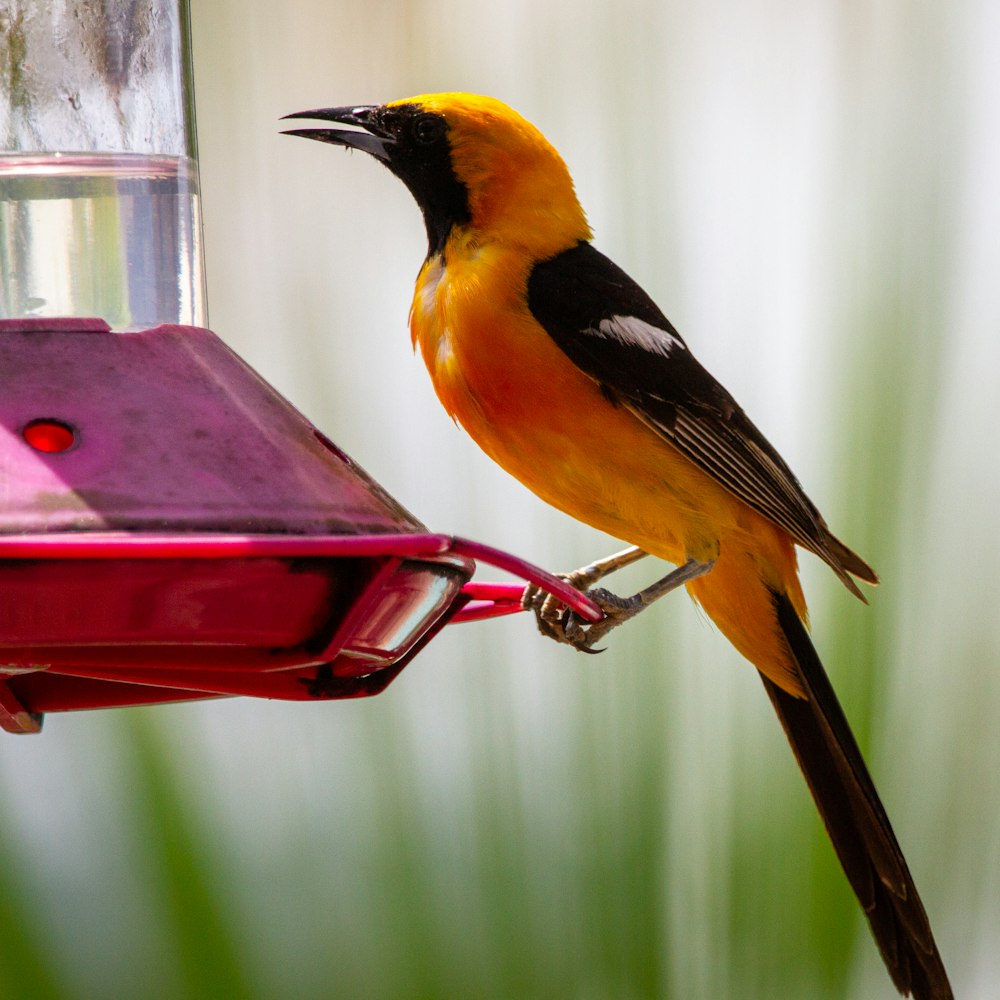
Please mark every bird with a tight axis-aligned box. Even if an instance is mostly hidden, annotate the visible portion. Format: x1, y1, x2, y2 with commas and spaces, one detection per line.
283, 92, 952, 999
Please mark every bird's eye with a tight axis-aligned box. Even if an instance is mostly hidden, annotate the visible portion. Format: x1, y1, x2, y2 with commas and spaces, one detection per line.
412, 113, 446, 145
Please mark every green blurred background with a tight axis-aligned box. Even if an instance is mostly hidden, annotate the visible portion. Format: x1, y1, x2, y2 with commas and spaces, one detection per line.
1, 0, 997, 997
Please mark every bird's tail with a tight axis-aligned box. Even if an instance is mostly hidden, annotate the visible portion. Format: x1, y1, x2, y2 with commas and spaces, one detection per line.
766, 590, 952, 1000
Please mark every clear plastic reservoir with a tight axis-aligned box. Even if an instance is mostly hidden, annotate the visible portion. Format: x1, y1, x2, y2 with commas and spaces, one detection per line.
0, 1, 206, 329
0, 152, 205, 329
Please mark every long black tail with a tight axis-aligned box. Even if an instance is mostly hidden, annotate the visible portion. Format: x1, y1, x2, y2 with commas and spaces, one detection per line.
765, 591, 952, 999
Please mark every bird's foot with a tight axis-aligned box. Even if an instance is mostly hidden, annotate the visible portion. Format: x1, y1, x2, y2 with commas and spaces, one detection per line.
522, 547, 648, 652
523, 552, 715, 653
536, 586, 648, 652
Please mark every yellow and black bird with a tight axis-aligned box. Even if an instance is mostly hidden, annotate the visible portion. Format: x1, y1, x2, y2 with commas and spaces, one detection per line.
284, 93, 952, 999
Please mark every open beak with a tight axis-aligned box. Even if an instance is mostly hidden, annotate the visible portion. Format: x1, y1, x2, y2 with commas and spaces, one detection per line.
280, 105, 393, 162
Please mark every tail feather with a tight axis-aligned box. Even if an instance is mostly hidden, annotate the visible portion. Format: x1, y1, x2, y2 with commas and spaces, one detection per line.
766, 591, 952, 1000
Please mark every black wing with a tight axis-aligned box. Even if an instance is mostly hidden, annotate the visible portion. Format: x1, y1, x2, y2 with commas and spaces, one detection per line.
526, 241, 876, 596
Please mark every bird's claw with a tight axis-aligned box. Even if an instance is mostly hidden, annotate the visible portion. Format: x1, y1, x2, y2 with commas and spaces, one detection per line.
521, 547, 699, 653
522, 583, 636, 653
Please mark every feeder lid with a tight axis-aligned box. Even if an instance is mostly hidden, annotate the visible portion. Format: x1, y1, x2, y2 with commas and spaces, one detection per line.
0, 317, 420, 536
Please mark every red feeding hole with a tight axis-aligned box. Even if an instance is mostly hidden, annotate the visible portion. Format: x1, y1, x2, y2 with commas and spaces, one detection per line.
22, 419, 77, 454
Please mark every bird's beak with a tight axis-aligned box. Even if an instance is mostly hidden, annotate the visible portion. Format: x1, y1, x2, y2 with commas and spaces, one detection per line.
280, 106, 392, 162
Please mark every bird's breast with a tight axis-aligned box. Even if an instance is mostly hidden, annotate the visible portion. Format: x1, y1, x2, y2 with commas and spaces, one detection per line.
410, 243, 604, 452
408, 241, 717, 564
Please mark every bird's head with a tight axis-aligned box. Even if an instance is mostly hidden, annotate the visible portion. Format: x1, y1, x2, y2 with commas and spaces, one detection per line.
283, 93, 591, 258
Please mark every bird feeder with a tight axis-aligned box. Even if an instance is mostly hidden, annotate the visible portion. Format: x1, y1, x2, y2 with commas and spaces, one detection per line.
0, 317, 598, 733
0, 4, 598, 733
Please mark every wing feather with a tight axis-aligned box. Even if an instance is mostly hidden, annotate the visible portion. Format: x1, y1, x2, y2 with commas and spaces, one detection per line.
526, 241, 877, 594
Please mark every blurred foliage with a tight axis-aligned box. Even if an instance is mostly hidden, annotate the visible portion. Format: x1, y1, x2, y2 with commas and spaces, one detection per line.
1, 0, 998, 998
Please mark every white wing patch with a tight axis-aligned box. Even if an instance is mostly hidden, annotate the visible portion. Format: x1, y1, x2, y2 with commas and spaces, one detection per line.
591, 314, 683, 358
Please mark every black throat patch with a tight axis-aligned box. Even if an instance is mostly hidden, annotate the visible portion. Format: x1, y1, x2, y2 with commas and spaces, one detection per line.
371, 105, 472, 257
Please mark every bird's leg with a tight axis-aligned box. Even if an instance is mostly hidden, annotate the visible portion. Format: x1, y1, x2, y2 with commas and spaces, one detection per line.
524, 548, 715, 652
523, 546, 649, 644
577, 558, 715, 649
